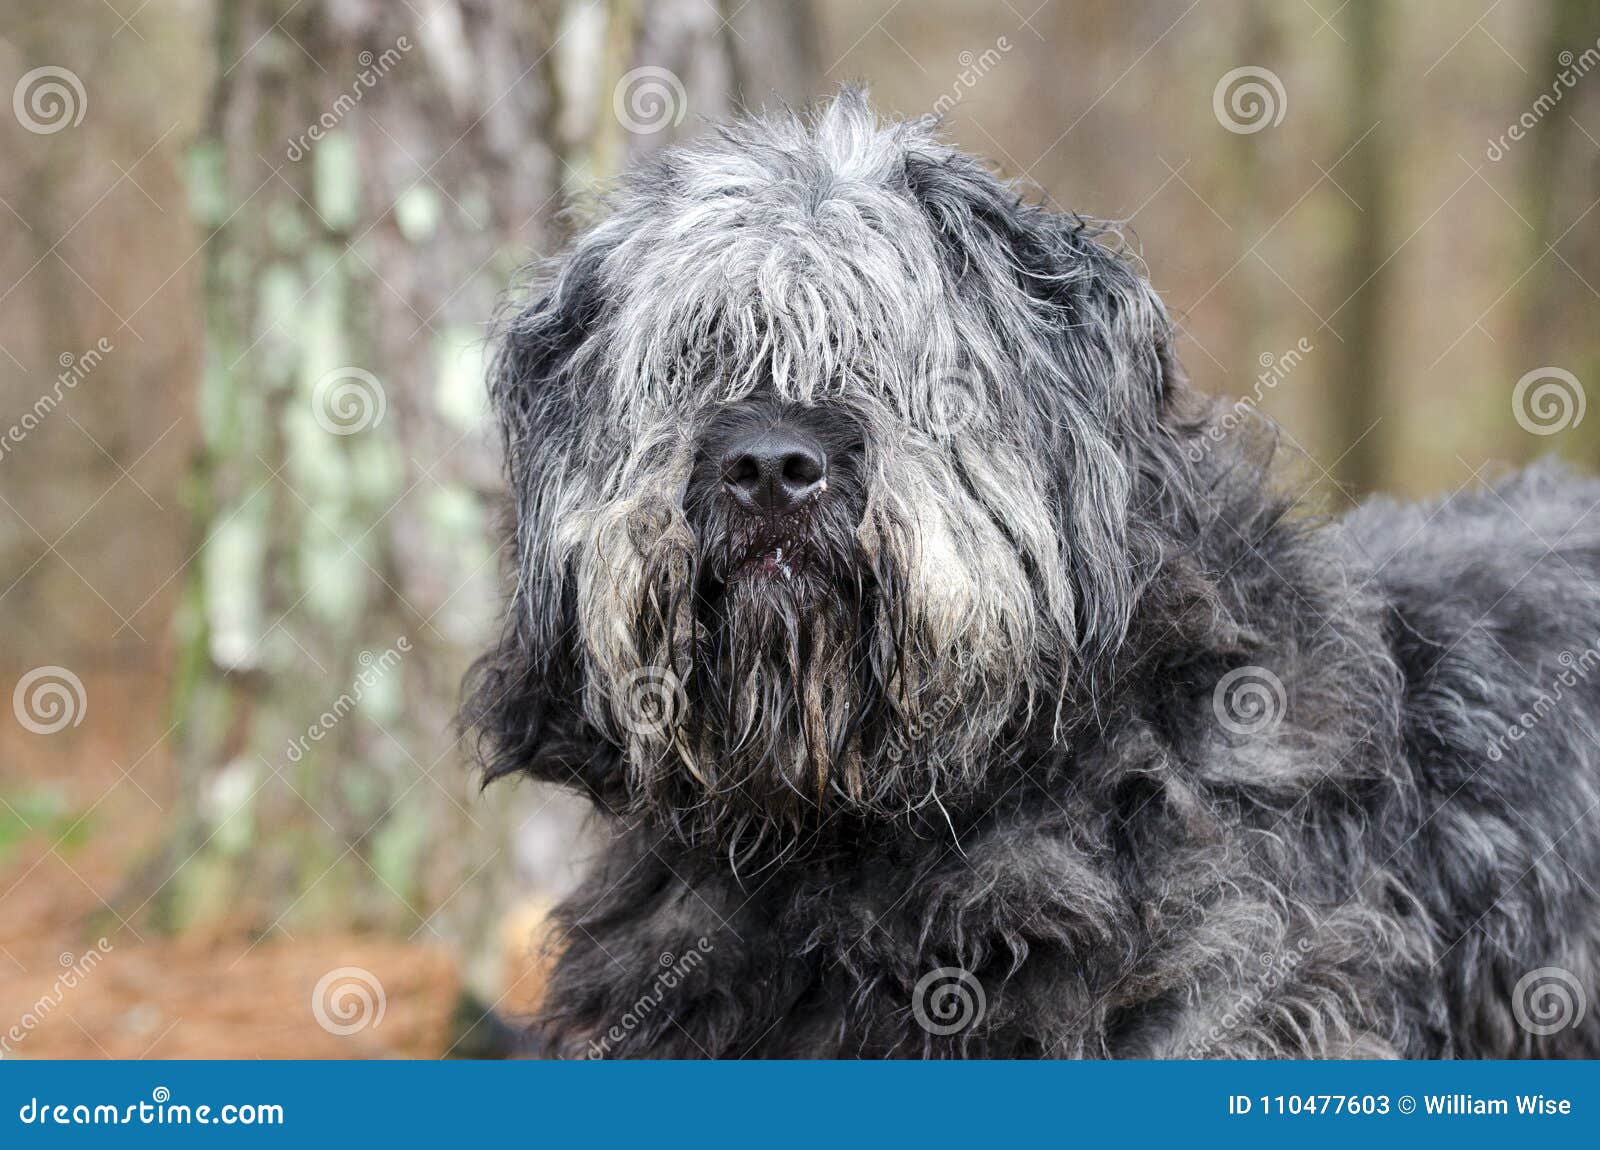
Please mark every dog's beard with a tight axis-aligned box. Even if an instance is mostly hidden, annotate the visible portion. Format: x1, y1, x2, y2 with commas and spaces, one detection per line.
618, 523, 1020, 856
698, 570, 863, 815
582, 439, 1048, 854
683, 495, 871, 833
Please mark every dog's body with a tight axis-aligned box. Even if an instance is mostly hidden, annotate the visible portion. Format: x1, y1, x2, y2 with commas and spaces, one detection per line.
469, 92, 1600, 1058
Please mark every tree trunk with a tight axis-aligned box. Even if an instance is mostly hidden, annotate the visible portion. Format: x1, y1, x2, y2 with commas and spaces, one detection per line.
1328, 0, 1391, 498
155, 1, 564, 982
1518, 0, 1600, 467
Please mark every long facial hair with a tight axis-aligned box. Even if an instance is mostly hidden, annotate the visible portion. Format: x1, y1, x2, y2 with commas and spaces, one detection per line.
468, 91, 1202, 863
683, 405, 872, 841
591, 400, 1045, 865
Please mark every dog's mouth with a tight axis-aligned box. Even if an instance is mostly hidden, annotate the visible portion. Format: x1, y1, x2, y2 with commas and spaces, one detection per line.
731, 546, 799, 583
727, 527, 814, 585
692, 510, 831, 598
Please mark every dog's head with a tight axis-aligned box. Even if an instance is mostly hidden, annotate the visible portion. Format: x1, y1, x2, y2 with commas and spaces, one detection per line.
468, 90, 1200, 849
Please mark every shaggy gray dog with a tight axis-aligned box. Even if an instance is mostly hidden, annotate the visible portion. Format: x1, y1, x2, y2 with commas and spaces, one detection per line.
466, 90, 1600, 1058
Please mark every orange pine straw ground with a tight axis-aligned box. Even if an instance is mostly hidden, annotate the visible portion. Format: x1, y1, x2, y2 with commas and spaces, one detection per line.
0, 667, 546, 1059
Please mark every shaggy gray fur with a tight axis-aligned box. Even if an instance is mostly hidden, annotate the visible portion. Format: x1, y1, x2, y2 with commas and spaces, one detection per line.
466, 90, 1600, 1058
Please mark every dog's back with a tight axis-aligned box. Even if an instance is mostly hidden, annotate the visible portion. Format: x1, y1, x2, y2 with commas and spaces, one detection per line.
1345, 460, 1600, 1056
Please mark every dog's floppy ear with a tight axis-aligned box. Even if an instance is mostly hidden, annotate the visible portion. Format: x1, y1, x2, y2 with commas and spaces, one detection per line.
946, 167, 1181, 425
463, 251, 626, 807
904, 147, 1186, 675
1017, 212, 1208, 680
899, 143, 1176, 395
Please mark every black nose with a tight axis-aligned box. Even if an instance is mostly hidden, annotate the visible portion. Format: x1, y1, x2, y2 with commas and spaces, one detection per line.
721, 426, 827, 513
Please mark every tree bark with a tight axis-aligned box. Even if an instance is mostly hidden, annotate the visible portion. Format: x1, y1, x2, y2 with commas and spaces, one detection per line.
1328, 0, 1391, 498
156, 1, 564, 978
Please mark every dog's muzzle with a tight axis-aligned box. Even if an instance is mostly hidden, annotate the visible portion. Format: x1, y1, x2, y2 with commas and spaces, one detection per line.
693, 401, 857, 589
719, 422, 828, 514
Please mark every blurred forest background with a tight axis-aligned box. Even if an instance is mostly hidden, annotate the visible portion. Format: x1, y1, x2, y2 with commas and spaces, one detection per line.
1, 0, 1598, 1057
